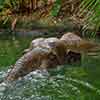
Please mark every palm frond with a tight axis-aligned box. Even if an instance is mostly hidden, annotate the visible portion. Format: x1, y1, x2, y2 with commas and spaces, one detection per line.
78, 0, 100, 36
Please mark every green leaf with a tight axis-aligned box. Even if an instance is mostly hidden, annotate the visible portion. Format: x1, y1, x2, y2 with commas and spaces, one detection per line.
51, 0, 61, 17
80, 0, 100, 37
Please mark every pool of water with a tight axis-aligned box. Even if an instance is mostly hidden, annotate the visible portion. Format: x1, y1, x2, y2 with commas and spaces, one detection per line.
0, 36, 100, 100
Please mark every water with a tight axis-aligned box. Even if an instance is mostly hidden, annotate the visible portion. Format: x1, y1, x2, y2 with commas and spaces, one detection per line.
0, 36, 100, 100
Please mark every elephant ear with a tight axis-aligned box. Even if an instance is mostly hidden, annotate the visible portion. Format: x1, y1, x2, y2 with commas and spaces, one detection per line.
47, 40, 66, 65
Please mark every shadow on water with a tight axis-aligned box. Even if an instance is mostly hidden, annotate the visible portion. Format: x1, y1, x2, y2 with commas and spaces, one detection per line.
0, 35, 100, 100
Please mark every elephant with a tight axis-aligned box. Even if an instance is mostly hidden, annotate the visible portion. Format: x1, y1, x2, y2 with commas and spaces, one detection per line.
24, 37, 67, 64
6, 47, 59, 81
60, 32, 100, 54
6, 32, 100, 82
6, 37, 67, 82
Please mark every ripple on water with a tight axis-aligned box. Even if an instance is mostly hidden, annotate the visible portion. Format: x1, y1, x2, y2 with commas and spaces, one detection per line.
0, 68, 100, 100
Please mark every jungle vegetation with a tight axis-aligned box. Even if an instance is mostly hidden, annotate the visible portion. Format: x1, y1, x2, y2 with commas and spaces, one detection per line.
0, 0, 100, 36
0, 1, 100, 99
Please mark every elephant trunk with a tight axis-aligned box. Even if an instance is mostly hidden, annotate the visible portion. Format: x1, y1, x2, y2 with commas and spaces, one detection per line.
6, 47, 49, 82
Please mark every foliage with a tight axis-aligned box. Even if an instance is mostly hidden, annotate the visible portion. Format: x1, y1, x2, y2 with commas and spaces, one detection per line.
51, 0, 61, 16
0, 0, 4, 10
78, 0, 100, 36
0, 0, 100, 37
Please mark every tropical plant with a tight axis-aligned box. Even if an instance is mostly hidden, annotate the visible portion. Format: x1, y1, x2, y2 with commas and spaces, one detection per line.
0, 0, 100, 37
77, 0, 100, 37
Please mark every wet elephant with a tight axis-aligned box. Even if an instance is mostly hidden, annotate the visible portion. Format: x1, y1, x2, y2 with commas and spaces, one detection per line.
6, 47, 58, 81
6, 32, 100, 82
6, 38, 67, 82
24, 37, 67, 64
60, 32, 100, 53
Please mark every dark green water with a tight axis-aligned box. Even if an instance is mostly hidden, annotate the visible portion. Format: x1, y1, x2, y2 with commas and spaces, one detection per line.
0, 36, 100, 100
